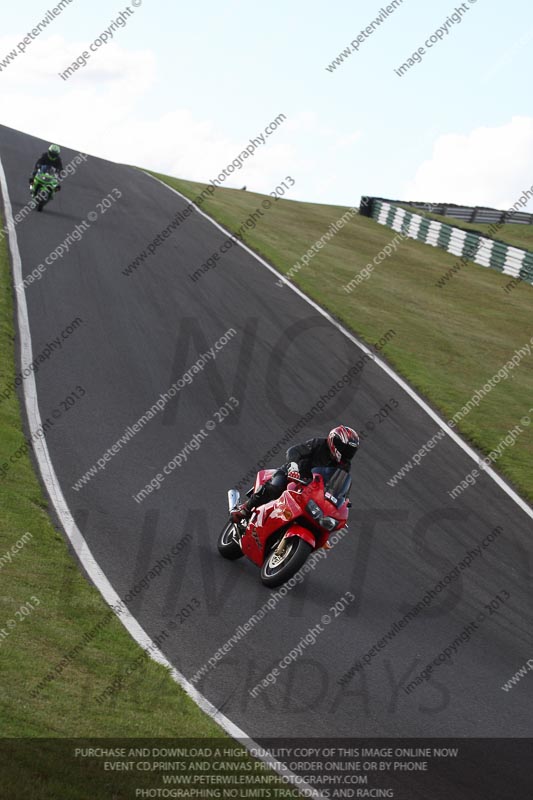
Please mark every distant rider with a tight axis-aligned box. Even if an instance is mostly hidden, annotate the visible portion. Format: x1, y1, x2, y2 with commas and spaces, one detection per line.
231, 425, 360, 523
29, 144, 63, 190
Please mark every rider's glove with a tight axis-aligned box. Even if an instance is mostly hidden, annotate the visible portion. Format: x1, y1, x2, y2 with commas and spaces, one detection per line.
287, 462, 300, 480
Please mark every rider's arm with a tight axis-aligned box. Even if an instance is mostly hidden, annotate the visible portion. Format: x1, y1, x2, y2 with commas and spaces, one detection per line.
286, 438, 322, 476
31, 157, 42, 181
286, 438, 317, 461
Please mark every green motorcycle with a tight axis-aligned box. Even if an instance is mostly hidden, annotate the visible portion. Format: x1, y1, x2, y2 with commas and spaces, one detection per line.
31, 165, 60, 212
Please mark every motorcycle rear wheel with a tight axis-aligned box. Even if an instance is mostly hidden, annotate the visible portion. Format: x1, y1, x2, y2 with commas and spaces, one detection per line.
260, 536, 313, 587
217, 520, 244, 560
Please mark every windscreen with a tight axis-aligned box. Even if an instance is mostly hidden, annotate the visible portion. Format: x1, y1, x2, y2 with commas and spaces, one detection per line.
311, 467, 352, 507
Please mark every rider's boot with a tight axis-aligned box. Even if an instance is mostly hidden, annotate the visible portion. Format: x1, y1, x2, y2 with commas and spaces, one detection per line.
231, 500, 253, 524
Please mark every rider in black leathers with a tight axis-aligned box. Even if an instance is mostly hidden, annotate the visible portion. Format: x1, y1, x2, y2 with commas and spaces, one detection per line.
231, 425, 360, 523
29, 144, 63, 189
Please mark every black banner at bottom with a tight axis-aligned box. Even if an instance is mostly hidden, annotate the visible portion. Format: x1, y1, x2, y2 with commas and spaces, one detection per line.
0, 738, 531, 799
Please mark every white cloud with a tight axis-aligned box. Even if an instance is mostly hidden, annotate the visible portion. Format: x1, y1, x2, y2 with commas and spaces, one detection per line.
0, 34, 305, 193
106, 110, 298, 192
0, 34, 156, 151
405, 117, 533, 211
0, 34, 155, 91
0, 34, 366, 202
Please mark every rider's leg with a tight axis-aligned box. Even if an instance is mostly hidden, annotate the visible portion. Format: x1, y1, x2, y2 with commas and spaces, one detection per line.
231, 469, 288, 522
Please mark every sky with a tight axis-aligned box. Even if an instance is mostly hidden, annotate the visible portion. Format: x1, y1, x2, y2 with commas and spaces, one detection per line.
1, 0, 533, 210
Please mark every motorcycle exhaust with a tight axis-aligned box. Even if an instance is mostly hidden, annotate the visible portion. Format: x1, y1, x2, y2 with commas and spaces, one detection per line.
227, 489, 240, 512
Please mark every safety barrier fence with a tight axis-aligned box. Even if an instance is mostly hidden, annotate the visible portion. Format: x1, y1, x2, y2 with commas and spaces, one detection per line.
360, 197, 533, 286
390, 199, 533, 226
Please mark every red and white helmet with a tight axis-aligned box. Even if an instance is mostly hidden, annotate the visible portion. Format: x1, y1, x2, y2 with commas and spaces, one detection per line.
327, 425, 360, 463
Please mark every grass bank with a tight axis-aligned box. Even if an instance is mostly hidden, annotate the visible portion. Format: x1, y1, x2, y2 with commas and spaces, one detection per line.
151, 173, 533, 502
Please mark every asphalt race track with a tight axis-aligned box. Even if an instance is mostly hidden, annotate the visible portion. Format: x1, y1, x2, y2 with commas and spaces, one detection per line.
1, 125, 532, 797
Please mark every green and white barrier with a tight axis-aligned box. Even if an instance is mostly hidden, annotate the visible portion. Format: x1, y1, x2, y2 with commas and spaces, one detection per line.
370, 199, 533, 286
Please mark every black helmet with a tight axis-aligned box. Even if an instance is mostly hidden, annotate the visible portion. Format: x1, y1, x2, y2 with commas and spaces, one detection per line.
327, 425, 360, 462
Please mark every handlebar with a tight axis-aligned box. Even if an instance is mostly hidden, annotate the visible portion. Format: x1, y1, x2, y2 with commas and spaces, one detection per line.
288, 475, 312, 485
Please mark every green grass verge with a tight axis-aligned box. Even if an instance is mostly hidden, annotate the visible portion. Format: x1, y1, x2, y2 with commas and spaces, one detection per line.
151, 172, 533, 503
0, 221, 299, 799
398, 204, 533, 251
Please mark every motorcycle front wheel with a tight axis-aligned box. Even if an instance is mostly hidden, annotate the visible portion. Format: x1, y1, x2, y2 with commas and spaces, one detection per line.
37, 189, 52, 212
217, 520, 244, 560
260, 536, 313, 587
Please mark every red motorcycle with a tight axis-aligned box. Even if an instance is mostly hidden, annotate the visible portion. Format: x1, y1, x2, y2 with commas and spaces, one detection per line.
218, 466, 351, 587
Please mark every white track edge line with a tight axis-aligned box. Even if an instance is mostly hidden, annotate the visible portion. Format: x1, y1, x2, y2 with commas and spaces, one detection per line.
0, 156, 327, 800
144, 170, 533, 522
